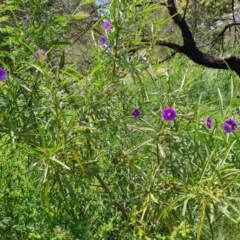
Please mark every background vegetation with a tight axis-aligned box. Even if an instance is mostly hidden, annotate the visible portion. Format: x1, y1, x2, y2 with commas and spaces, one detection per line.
0, 0, 240, 239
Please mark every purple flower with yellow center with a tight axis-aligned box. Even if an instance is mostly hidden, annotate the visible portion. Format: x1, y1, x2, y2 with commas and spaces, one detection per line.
132, 108, 140, 118
103, 20, 111, 31
22, 15, 29, 22
35, 49, 48, 61
100, 35, 107, 47
222, 119, 238, 133
206, 116, 212, 129
161, 107, 176, 121
0, 67, 7, 81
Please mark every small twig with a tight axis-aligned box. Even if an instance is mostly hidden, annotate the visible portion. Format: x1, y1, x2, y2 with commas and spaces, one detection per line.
211, 23, 240, 48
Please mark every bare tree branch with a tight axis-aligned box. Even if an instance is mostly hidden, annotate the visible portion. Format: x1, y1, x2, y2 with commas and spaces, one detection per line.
157, 0, 240, 76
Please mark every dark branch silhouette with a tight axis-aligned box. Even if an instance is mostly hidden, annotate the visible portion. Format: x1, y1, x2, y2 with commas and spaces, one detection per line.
157, 0, 240, 76
211, 23, 240, 49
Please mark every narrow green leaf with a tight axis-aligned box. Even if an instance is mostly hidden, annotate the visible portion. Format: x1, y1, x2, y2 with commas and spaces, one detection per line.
150, 193, 158, 203
50, 157, 70, 170
197, 200, 206, 240
71, 11, 89, 20
63, 177, 77, 202
0, 15, 9, 22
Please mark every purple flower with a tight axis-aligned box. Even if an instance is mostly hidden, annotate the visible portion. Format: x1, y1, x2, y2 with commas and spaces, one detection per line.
103, 20, 111, 31
132, 108, 140, 118
169, 23, 173, 32
222, 119, 238, 133
0, 67, 7, 81
161, 107, 176, 121
22, 15, 29, 22
35, 49, 48, 61
100, 35, 107, 47
206, 117, 212, 129
178, 182, 184, 187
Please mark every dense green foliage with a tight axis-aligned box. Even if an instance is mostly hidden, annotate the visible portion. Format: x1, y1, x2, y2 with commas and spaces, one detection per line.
1, 0, 240, 239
